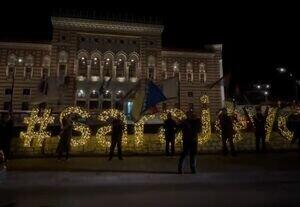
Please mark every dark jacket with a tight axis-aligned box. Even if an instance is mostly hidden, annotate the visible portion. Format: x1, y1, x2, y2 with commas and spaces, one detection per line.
111, 119, 124, 140
253, 113, 266, 135
179, 118, 200, 143
219, 113, 234, 138
163, 118, 177, 140
56, 119, 72, 153
288, 113, 300, 139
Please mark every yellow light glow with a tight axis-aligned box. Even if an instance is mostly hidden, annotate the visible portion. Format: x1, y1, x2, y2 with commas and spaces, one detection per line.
96, 109, 127, 146
60, 107, 91, 147
20, 108, 54, 147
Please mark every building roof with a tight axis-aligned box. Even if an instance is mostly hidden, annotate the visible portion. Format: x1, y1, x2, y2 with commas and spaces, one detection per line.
51, 17, 164, 35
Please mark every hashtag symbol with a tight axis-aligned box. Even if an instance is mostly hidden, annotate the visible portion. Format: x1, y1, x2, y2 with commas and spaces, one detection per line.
20, 108, 54, 147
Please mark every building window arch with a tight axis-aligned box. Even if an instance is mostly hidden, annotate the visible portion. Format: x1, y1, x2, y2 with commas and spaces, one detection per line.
147, 55, 156, 80
24, 55, 34, 79
162, 61, 167, 79
58, 51, 68, 77
199, 63, 206, 84
103, 52, 114, 79
90, 89, 99, 99
186, 62, 193, 82
41, 55, 50, 78
173, 62, 180, 80
91, 51, 101, 81
116, 52, 127, 80
77, 50, 88, 79
6, 54, 17, 78
76, 89, 86, 98
102, 90, 112, 110
128, 53, 139, 81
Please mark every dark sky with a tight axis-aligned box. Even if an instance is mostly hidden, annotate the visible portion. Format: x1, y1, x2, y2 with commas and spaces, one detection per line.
0, 2, 299, 102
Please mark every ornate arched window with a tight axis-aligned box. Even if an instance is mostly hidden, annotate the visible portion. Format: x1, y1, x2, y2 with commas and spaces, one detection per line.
173, 62, 180, 80
91, 52, 101, 81
147, 55, 156, 80
186, 62, 193, 82
128, 53, 139, 81
6, 54, 16, 78
24, 55, 34, 79
103, 52, 114, 79
199, 63, 206, 84
162, 61, 167, 79
41, 56, 50, 78
116, 52, 126, 80
89, 89, 99, 109
58, 51, 68, 77
77, 50, 88, 79
90, 89, 99, 99
102, 90, 112, 110
76, 89, 86, 98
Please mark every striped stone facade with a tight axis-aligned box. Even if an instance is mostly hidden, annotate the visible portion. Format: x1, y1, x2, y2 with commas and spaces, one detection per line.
0, 17, 224, 117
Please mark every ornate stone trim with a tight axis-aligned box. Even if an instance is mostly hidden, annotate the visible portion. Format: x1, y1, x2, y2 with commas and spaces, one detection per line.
52, 17, 164, 34
161, 50, 215, 58
0, 42, 51, 50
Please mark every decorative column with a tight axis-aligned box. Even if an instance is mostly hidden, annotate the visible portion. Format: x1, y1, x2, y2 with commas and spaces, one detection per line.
125, 61, 129, 81
100, 61, 104, 81
87, 60, 92, 80
113, 61, 117, 80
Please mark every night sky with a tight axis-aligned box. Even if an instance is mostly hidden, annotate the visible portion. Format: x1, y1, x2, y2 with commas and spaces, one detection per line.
0, 2, 299, 103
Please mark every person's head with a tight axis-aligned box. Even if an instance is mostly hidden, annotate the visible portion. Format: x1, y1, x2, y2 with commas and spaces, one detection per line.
255, 105, 262, 113
167, 112, 172, 119
221, 108, 227, 115
186, 110, 193, 120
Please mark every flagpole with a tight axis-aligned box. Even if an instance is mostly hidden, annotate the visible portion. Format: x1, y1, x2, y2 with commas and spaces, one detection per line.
178, 75, 180, 109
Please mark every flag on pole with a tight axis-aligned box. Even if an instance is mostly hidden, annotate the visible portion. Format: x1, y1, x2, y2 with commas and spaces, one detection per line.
143, 81, 167, 113
132, 87, 145, 121
161, 77, 179, 99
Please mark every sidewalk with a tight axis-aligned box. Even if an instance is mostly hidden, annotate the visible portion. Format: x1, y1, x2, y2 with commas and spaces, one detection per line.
6, 152, 300, 173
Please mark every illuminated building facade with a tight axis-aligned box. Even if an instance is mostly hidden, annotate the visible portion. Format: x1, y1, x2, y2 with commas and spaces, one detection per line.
0, 17, 224, 118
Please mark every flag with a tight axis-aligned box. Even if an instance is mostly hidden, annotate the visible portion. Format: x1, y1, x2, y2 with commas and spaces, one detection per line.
132, 88, 145, 121
207, 72, 231, 89
143, 81, 167, 113
120, 80, 141, 103
161, 77, 179, 99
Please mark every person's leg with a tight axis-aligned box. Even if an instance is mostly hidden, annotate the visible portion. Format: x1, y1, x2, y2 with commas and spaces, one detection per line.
222, 136, 228, 155
178, 143, 189, 173
117, 139, 123, 160
229, 137, 237, 156
165, 139, 170, 156
171, 139, 175, 156
109, 139, 117, 160
255, 133, 260, 152
190, 142, 197, 173
261, 134, 266, 153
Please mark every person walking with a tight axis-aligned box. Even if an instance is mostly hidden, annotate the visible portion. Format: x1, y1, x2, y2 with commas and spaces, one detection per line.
219, 108, 236, 156
290, 106, 300, 152
178, 110, 201, 174
56, 117, 72, 160
1, 114, 14, 162
253, 106, 267, 152
109, 115, 124, 160
163, 112, 177, 156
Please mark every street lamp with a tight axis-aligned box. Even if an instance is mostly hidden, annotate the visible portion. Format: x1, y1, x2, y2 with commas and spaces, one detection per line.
277, 67, 286, 73
276, 67, 298, 102
264, 91, 269, 102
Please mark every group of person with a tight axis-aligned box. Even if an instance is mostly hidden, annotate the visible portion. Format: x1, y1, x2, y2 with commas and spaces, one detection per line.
1, 105, 300, 174
56, 114, 125, 161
